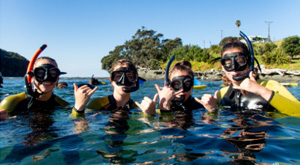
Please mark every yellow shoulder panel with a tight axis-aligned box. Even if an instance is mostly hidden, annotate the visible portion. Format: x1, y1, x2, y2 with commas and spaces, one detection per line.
55, 96, 70, 107
217, 86, 229, 104
0, 92, 26, 114
87, 96, 110, 110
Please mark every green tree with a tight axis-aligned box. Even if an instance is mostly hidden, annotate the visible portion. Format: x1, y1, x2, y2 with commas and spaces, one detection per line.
101, 27, 182, 71
261, 47, 291, 65
281, 36, 300, 58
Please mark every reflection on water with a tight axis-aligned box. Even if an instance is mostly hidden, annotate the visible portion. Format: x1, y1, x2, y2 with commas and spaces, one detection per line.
1, 78, 300, 164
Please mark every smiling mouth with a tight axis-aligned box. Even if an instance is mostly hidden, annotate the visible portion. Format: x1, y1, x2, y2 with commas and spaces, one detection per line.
41, 82, 52, 86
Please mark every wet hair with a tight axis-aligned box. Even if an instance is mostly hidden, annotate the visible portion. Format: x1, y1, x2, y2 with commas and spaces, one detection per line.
34, 56, 58, 67
169, 61, 194, 78
221, 40, 250, 57
109, 59, 137, 73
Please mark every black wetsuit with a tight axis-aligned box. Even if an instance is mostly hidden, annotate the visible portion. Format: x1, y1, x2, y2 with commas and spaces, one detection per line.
221, 84, 275, 112
170, 96, 204, 111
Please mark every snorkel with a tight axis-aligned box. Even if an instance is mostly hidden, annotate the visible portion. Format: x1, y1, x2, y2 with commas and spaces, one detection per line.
164, 55, 186, 103
232, 31, 254, 81
25, 44, 47, 98
164, 55, 175, 86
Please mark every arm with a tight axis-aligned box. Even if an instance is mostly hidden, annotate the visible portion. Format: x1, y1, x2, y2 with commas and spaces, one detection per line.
234, 72, 300, 116
71, 84, 98, 118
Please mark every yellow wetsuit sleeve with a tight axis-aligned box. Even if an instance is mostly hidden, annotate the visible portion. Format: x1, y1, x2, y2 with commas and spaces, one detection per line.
263, 80, 300, 117
0, 92, 26, 114
55, 96, 70, 107
70, 96, 110, 118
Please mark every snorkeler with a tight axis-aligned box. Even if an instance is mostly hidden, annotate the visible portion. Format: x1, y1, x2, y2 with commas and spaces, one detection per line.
203, 31, 300, 116
154, 60, 216, 112
0, 50, 69, 121
72, 59, 157, 117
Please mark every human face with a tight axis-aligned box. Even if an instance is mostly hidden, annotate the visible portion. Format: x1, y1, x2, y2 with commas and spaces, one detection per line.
170, 70, 193, 102
111, 64, 137, 95
221, 48, 249, 84
33, 59, 59, 93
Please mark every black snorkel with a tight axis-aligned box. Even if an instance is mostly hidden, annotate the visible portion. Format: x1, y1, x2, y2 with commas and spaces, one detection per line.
164, 55, 175, 86
232, 31, 255, 81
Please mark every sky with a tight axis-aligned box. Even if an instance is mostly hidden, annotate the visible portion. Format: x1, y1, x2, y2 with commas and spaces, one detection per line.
1, 0, 300, 77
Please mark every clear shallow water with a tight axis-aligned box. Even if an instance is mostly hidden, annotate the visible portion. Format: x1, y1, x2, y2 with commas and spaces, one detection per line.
1, 77, 300, 164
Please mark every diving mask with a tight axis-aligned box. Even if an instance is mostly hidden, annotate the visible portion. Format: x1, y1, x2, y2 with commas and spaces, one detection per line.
111, 67, 139, 93
221, 52, 249, 72
170, 76, 194, 92
32, 64, 66, 82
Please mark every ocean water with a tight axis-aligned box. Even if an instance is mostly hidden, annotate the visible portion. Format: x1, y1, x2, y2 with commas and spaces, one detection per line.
1, 77, 300, 164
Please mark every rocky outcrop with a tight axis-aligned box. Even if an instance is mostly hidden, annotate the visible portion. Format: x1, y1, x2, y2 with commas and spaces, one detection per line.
138, 69, 300, 82
0, 49, 29, 77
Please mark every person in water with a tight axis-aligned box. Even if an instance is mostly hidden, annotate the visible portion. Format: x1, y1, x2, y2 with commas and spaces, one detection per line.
205, 40, 300, 115
154, 61, 215, 112
0, 56, 69, 120
72, 59, 157, 117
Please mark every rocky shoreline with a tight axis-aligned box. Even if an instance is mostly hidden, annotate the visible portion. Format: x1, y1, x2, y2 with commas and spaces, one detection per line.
138, 69, 300, 83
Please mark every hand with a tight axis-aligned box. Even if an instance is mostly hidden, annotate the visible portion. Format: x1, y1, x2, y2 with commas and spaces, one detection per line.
155, 84, 178, 110
135, 93, 159, 115
74, 83, 98, 111
196, 90, 219, 112
0, 109, 8, 121
233, 71, 272, 100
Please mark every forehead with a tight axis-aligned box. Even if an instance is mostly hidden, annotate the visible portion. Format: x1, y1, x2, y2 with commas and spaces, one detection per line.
170, 70, 192, 79
114, 64, 130, 71
222, 48, 243, 57
34, 59, 57, 68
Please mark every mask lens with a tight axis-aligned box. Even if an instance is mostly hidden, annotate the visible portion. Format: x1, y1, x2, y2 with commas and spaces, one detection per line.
49, 68, 59, 79
125, 72, 137, 82
221, 58, 232, 68
184, 79, 193, 88
34, 68, 46, 79
171, 80, 182, 91
236, 56, 247, 66
112, 72, 123, 82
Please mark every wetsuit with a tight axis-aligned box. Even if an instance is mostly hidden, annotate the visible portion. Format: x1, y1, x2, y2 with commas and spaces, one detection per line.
161, 96, 204, 112
0, 92, 70, 115
218, 80, 300, 117
71, 95, 137, 117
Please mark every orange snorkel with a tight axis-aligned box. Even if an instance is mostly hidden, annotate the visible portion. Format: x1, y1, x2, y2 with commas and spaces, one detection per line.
25, 44, 47, 97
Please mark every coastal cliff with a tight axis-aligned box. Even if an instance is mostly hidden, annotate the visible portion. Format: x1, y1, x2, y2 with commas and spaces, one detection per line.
0, 49, 29, 77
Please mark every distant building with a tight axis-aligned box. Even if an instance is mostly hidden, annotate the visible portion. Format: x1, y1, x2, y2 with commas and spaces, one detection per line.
241, 36, 269, 43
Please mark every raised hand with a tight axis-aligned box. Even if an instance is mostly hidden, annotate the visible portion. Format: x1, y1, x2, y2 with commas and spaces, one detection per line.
154, 84, 176, 111
233, 71, 272, 100
196, 90, 219, 112
74, 83, 98, 111
135, 93, 159, 115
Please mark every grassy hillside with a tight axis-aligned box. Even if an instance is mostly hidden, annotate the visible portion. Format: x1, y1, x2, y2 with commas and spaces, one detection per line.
161, 39, 300, 71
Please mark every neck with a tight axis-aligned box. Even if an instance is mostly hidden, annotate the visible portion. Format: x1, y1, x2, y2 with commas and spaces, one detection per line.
113, 91, 130, 108
36, 91, 53, 101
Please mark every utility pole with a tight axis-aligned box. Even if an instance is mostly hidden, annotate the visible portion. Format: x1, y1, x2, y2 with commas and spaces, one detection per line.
265, 21, 273, 42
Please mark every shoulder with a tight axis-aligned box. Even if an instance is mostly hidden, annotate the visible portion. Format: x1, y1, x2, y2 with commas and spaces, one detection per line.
87, 96, 111, 110
0, 92, 26, 113
54, 95, 70, 107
